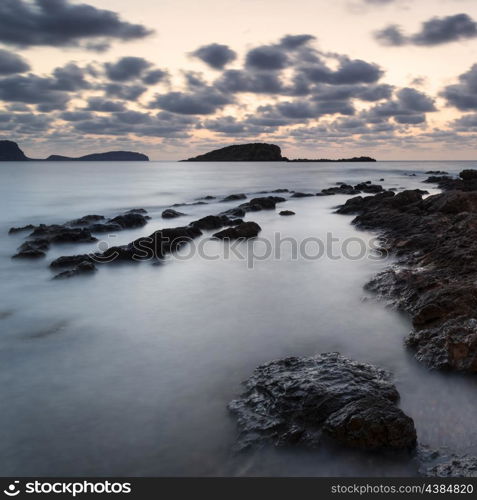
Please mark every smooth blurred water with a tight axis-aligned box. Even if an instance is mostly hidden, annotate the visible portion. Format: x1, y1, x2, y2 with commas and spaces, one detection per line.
0, 160, 477, 477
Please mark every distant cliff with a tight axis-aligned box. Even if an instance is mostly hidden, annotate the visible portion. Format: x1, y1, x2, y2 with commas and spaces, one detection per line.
0, 140, 29, 161
46, 151, 149, 161
184, 143, 285, 162
0, 141, 149, 161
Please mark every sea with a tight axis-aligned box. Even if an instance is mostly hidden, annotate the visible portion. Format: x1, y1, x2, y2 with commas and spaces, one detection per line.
0, 160, 476, 476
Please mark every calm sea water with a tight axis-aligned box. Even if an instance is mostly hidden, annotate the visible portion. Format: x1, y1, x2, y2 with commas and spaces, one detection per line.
0, 160, 476, 477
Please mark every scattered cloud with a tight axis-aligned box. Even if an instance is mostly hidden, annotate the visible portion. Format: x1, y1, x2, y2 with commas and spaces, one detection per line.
375, 14, 477, 46
0, 49, 30, 75
192, 43, 237, 69
0, 0, 153, 50
441, 64, 477, 110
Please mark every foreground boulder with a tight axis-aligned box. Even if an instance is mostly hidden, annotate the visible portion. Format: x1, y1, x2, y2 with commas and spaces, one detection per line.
229, 353, 416, 451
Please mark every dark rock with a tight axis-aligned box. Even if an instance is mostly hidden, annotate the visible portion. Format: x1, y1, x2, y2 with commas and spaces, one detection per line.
68, 215, 105, 226
222, 193, 247, 202
279, 210, 295, 216
109, 212, 149, 229
0, 140, 29, 161
228, 353, 416, 451
184, 143, 285, 162
240, 196, 285, 211
162, 209, 186, 219
291, 192, 314, 198
336, 179, 477, 372
460, 170, 477, 181
426, 170, 448, 175
190, 215, 239, 230
319, 184, 361, 196
198, 195, 216, 200
419, 447, 477, 477
53, 261, 97, 279
13, 239, 49, 258
272, 188, 289, 193
8, 224, 35, 234
212, 221, 261, 239
354, 182, 383, 194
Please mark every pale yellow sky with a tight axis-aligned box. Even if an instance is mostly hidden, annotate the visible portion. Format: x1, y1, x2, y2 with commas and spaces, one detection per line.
4, 0, 477, 159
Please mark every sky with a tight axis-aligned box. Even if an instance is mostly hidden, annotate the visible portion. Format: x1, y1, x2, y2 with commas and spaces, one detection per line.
0, 0, 477, 160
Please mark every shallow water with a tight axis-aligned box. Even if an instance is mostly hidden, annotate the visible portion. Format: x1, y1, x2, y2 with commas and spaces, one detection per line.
1, 160, 476, 476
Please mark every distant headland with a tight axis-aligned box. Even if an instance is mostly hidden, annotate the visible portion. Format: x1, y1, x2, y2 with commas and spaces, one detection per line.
0, 140, 149, 161
183, 143, 376, 162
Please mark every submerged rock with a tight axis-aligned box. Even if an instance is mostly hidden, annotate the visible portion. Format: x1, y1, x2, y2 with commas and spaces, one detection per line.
291, 192, 314, 198
279, 210, 295, 216
162, 209, 186, 219
53, 261, 97, 279
222, 193, 247, 202
229, 353, 416, 451
213, 221, 261, 239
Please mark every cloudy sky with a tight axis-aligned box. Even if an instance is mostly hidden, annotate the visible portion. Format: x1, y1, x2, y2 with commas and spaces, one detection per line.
1, 0, 477, 160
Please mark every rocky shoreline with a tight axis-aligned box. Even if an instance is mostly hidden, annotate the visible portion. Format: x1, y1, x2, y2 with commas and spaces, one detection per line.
336, 170, 477, 373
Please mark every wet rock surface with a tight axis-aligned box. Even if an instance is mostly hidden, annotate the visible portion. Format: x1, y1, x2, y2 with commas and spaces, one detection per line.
53, 261, 97, 280
9, 209, 150, 259
213, 221, 261, 239
162, 209, 186, 219
418, 447, 477, 477
279, 210, 295, 216
337, 171, 477, 372
229, 353, 416, 451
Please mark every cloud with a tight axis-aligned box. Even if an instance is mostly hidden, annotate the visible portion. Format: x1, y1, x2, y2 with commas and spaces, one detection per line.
192, 43, 237, 69
363, 87, 436, 125
142, 69, 168, 85
375, 14, 477, 46
0, 75, 70, 108
246, 46, 289, 70
302, 58, 383, 84
0, 0, 153, 50
279, 34, 316, 49
103, 83, 147, 101
51, 63, 91, 91
215, 70, 284, 94
0, 49, 30, 75
441, 64, 477, 110
105, 57, 152, 82
85, 97, 126, 112
149, 88, 232, 115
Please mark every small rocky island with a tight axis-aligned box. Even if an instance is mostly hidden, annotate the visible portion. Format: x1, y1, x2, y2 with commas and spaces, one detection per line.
184, 143, 376, 162
184, 143, 285, 162
0, 140, 149, 161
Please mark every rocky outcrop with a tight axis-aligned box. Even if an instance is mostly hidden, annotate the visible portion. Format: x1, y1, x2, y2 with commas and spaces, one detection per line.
9, 209, 150, 259
337, 174, 477, 372
229, 353, 416, 451
184, 143, 285, 162
0, 140, 29, 161
279, 210, 295, 216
